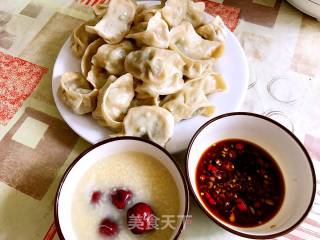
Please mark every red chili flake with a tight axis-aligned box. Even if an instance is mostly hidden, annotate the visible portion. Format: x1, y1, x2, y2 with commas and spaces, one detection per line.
219, 193, 226, 200
204, 192, 216, 205
236, 198, 248, 212
199, 175, 207, 182
235, 143, 244, 150
223, 161, 234, 171
208, 164, 218, 174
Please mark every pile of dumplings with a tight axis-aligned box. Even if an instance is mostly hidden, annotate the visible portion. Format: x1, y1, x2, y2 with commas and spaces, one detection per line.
59, 0, 228, 146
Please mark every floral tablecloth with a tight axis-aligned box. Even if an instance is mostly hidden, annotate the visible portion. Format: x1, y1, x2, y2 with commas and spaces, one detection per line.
0, 0, 319, 239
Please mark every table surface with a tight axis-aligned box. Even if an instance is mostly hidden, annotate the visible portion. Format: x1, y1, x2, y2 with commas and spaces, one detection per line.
0, 0, 319, 240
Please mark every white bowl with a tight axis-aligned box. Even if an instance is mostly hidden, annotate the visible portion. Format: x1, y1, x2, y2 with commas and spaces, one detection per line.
55, 137, 189, 240
287, 0, 320, 20
186, 112, 316, 239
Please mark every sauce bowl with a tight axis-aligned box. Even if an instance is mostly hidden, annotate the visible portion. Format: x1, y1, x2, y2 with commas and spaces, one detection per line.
186, 112, 316, 239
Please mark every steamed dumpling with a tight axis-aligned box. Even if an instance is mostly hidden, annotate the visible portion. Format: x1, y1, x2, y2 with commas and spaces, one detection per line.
161, 0, 188, 27
135, 75, 184, 97
182, 56, 216, 79
81, 38, 105, 77
126, 12, 170, 48
125, 47, 184, 84
169, 21, 223, 78
123, 106, 174, 146
169, 21, 224, 60
93, 4, 108, 17
92, 40, 135, 75
186, 1, 208, 28
133, 4, 161, 25
58, 72, 98, 114
185, 72, 227, 95
196, 16, 228, 42
87, 40, 135, 89
125, 47, 185, 96
130, 96, 159, 107
161, 86, 214, 122
87, 65, 109, 89
86, 0, 137, 44
133, 80, 154, 99
71, 19, 99, 58
92, 73, 134, 132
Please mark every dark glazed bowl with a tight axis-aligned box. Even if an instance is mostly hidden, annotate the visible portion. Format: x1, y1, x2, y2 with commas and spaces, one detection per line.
186, 112, 316, 239
55, 136, 189, 240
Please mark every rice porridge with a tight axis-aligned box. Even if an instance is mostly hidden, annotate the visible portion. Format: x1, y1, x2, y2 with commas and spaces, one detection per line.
71, 151, 181, 239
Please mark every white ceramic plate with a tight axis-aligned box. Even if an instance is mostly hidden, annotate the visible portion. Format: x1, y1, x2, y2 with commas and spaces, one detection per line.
52, 2, 249, 153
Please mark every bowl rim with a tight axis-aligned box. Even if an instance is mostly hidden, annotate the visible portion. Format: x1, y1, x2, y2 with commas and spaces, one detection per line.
54, 136, 189, 240
185, 112, 316, 239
